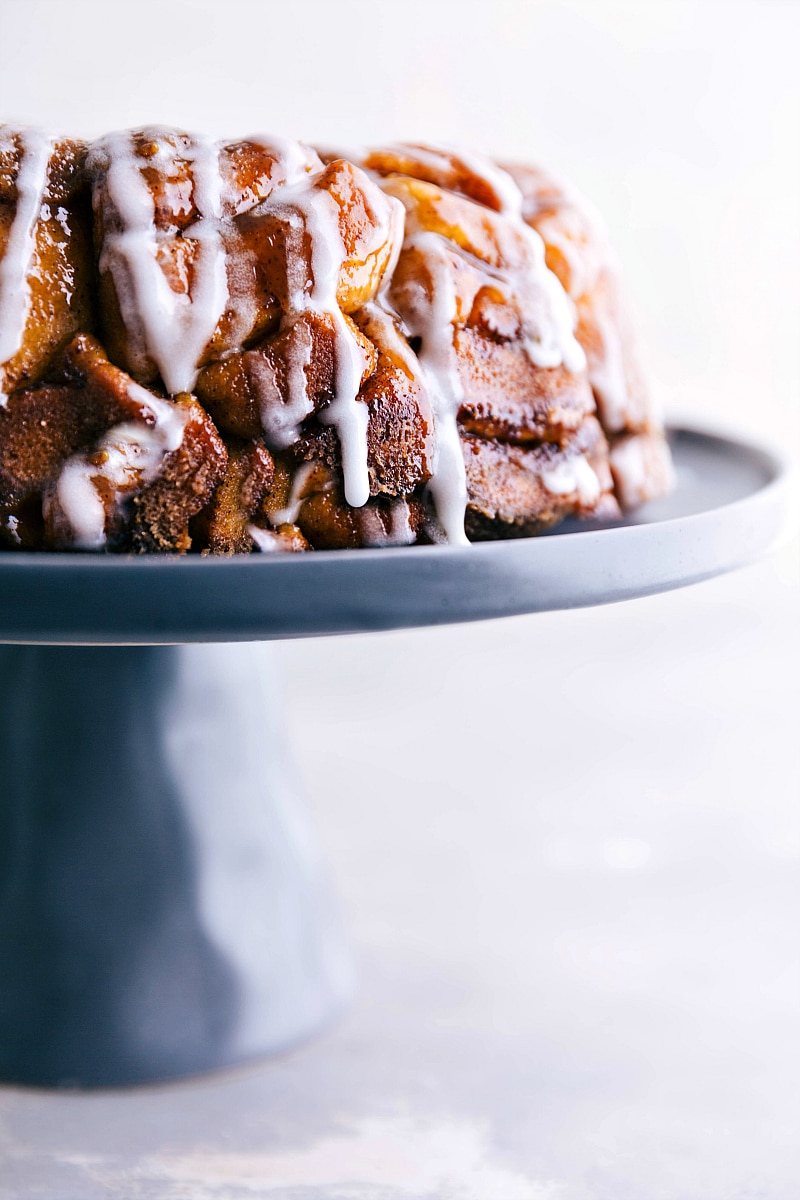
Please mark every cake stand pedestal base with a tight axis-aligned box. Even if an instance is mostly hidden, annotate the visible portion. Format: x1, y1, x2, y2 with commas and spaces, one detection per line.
0, 643, 351, 1088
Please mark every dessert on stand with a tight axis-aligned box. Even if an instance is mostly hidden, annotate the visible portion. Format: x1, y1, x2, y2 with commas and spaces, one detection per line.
0, 127, 791, 1086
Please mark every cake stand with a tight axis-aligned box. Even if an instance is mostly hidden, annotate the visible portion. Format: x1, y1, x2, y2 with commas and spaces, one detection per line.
0, 426, 792, 1087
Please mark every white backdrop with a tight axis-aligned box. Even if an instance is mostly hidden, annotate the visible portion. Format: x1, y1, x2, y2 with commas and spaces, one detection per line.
3, 0, 798, 442
1, 2, 798, 1196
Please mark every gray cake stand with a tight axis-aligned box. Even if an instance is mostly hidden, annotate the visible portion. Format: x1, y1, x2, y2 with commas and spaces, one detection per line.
0, 426, 792, 1087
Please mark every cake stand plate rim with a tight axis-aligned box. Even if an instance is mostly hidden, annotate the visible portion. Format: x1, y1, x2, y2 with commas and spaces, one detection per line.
0, 423, 794, 644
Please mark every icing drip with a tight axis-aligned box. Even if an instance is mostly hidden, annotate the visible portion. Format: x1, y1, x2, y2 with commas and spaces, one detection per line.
247, 320, 316, 450
91, 129, 229, 395
248, 525, 283, 552
266, 175, 373, 508
540, 454, 601, 505
359, 498, 416, 547
0, 129, 53, 402
450, 157, 586, 373
398, 231, 469, 546
52, 385, 189, 548
219, 137, 321, 361
610, 433, 675, 510
266, 459, 317, 526
318, 308, 371, 509
517, 224, 587, 374
4, 514, 21, 544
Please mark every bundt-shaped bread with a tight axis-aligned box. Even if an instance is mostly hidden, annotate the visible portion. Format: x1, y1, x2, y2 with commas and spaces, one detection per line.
0, 127, 672, 553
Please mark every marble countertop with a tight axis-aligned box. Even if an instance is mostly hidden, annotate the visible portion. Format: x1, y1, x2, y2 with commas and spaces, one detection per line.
1, 543, 797, 1200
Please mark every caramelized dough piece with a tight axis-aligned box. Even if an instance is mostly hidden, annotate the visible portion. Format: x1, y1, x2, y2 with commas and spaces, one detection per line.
384, 174, 583, 376
130, 397, 228, 552
0, 130, 94, 397
219, 138, 320, 216
0, 343, 131, 492
197, 300, 433, 500
356, 143, 518, 214
90, 130, 321, 389
38, 336, 227, 551
196, 311, 374, 442
351, 302, 433, 494
0, 334, 146, 546
296, 489, 424, 550
293, 306, 434, 499
192, 437, 275, 553
91, 129, 403, 403
454, 328, 594, 445
463, 414, 619, 538
235, 157, 404, 318
381, 174, 529, 276
251, 455, 423, 550
90, 127, 237, 389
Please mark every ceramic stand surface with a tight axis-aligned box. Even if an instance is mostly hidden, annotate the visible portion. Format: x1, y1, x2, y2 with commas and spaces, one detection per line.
0, 429, 791, 1089
0, 643, 352, 1087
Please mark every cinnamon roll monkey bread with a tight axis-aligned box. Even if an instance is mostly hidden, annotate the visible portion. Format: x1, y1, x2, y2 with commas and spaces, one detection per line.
0, 128, 673, 553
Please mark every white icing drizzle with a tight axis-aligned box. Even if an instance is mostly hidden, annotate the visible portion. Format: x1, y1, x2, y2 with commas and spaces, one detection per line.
359, 298, 420, 381
235, 135, 319, 200
534, 210, 595, 303
441, 146, 526, 218
264, 173, 374, 508
91, 128, 229, 395
390, 143, 525, 218
540, 454, 601, 506
247, 320, 316, 450
248, 524, 284, 552
397, 230, 469, 546
281, 320, 316, 442
51, 386, 189, 549
519, 168, 643, 431
216, 138, 321, 358
0, 129, 53, 402
266, 459, 317, 526
378, 143, 585, 374
517, 224, 587, 374
4, 513, 21, 544
318, 316, 371, 509
610, 433, 675, 510
373, 145, 590, 542
359, 498, 415, 547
